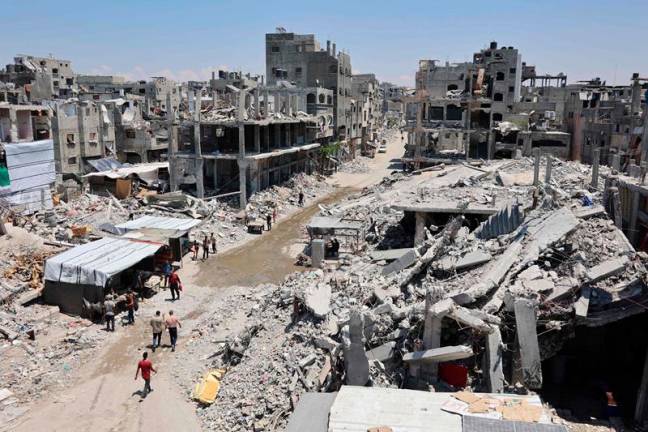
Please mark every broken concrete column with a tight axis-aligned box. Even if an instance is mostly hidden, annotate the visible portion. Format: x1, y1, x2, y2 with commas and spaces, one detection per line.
193, 90, 205, 198
237, 158, 248, 209
485, 326, 505, 393
533, 148, 540, 186
342, 310, 369, 386
544, 154, 552, 184
612, 153, 621, 172
166, 92, 178, 192
610, 186, 623, 229
591, 148, 600, 189
513, 299, 542, 389
420, 294, 450, 380
311, 239, 325, 269
254, 88, 260, 119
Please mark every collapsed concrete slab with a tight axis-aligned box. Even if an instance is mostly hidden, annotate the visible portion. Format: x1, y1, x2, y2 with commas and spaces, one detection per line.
474, 203, 524, 240
403, 345, 473, 363
367, 341, 396, 364
586, 256, 629, 283
436, 250, 492, 272
382, 248, 418, 275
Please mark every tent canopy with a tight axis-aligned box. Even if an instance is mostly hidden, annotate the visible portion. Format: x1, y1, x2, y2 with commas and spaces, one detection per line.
116, 215, 201, 232
44, 237, 163, 287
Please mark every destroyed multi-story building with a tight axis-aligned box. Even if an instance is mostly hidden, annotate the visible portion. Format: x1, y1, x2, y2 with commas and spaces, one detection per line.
119, 77, 180, 116
563, 75, 647, 166
0, 55, 76, 101
405, 41, 578, 165
76, 75, 180, 116
76, 75, 126, 102
50, 100, 116, 176
265, 30, 353, 143
100, 97, 169, 164
351, 73, 382, 148
170, 74, 334, 206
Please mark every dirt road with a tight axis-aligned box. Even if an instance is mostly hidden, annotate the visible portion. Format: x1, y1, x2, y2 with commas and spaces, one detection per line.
5, 130, 404, 432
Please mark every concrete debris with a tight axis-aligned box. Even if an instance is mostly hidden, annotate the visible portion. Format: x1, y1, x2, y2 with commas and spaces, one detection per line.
342, 310, 370, 386
585, 256, 629, 283
301, 283, 332, 319
474, 204, 524, 240
402, 345, 474, 364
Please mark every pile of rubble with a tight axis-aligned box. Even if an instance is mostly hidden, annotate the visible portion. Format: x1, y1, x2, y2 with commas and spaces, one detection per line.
337, 156, 371, 174
177, 156, 647, 429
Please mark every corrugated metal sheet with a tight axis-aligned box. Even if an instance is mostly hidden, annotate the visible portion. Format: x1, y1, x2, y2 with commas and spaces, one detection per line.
463, 416, 567, 432
86, 157, 125, 173
2, 139, 55, 214
44, 237, 162, 287
116, 215, 201, 231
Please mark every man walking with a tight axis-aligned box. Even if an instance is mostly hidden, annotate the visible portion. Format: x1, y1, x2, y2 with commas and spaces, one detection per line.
298, 191, 305, 207
165, 310, 182, 352
150, 311, 164, 352
104, 294, 115, 332
169, 269, 181, 301
210, 233, 217, 254
126, 290, 136, 325
202, 235, 209, 260
266, 213, 272, 231
135, 352, 156, 399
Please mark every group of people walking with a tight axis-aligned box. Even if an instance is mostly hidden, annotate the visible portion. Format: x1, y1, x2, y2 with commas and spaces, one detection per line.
149, 309, 182, 352
192, 233, 218, 261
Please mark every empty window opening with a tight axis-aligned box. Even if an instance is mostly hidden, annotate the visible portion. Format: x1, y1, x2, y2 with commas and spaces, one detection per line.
446, 105, 463, 121
429, 106, 444, 120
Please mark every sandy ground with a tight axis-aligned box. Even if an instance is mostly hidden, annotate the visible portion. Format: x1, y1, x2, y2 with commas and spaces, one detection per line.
3, 130, 405, 432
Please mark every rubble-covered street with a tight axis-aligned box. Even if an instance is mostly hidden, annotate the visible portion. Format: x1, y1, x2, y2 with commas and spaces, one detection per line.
3, 5, 648, 431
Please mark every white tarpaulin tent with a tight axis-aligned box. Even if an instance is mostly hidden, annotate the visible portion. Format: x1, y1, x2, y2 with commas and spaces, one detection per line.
44, 237, 162, 287
1, 139, 55, 213
82, 161, 168, 185
116, 215, 201, 232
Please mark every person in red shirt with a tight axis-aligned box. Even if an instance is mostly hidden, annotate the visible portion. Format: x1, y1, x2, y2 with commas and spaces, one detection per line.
135, 352, 157, 399
168, 270, 182, 301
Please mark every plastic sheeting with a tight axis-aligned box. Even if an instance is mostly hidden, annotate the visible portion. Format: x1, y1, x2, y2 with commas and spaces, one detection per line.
3, 139, 55, 214
82, 161, 168, 186
44, 237, 163, 287
116, 215, 201, 231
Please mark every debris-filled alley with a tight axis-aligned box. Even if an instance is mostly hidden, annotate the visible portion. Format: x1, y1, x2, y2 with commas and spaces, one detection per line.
2, 10, 648, 432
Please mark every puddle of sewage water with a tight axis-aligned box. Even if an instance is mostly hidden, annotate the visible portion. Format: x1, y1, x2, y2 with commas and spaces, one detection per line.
193, 187, 354, 288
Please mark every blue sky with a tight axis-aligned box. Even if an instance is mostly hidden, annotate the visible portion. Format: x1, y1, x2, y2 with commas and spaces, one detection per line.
2, 0, 646, 86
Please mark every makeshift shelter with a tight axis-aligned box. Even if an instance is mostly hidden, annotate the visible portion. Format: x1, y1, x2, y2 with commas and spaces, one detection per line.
43, 237, 163, 315
116, 215, 201, 261
306, 216, 363, 240
82, 161, 168, 198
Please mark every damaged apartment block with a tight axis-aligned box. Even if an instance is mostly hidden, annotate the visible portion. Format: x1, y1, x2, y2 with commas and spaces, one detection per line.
170, 71, 335, 207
